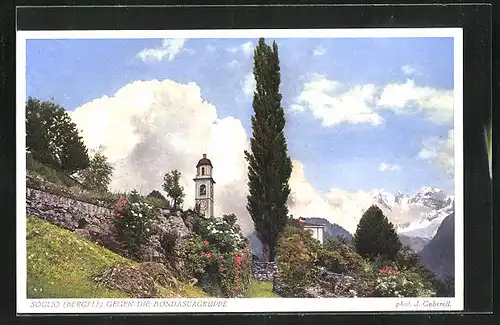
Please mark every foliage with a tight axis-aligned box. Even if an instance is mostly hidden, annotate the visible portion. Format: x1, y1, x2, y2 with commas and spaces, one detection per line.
244, 38, 293, 262
147, 190, 170, 209
27, 152, 82, 188
77, 150, 114, 193
353, 205, 402, 261
162, 169, 185, 210
196, 216, 246, 253
26, 97, 89, 174
182, 215, 252, 298
374, 265, 436, 298
275, 233, 317, 297
26, 215, 208, 298
112, 194, 158, 258
318, 238, 364, 274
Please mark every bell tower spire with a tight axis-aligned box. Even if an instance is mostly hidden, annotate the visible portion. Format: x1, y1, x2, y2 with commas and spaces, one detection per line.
193, 154, 215, 218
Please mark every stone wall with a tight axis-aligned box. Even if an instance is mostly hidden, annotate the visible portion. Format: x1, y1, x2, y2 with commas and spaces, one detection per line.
252, 261, 278, 282
26, 187, 198, 266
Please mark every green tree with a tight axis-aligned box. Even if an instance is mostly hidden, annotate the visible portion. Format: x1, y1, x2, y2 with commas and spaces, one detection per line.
26, 97, 89, 173
78, 150, 114, 192
353, 205, 402, 261
162, 169, 185, 210
244, 38, 293, 262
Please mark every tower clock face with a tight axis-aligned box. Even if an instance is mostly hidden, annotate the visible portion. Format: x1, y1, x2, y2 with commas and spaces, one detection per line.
199, 200, 207, 211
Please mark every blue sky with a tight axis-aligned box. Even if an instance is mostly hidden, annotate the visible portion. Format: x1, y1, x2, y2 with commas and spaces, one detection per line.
26, 37, 455, 196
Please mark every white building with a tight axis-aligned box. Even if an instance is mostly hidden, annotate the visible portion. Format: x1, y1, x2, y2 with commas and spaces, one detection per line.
298, 217, 325, 244
193, 154, 216, 218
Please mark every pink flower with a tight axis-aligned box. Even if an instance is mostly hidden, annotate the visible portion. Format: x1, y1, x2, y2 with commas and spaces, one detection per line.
202, 241, 209, 245
220, 255, 224, 259
111, 206, 115, 209
123, 200, 127, 203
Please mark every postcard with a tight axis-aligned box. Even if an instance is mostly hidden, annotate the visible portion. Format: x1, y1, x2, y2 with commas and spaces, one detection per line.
17, 28, 463, 314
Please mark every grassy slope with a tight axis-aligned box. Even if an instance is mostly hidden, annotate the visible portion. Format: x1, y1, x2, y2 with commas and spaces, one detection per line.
26, 215, 208, 298
248, 281, 280, 298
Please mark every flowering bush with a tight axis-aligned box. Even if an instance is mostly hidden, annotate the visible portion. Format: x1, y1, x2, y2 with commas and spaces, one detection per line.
196, 215, 246, 253
374, 265, 436, 297
183, 215, 252, 298
112, 196, 158, 258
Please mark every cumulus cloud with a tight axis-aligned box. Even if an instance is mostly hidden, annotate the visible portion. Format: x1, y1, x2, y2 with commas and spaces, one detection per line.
313, 46, 326, 56
378, 162, 401, 172
418, 129, 454, 177
67, 78, 449, 239
290, 73, 383, 126
242, 73, 256, 97
287, 161, 377, 233
377, 79, 454, 123
137, 39, 186, 62
69, 79, 253, 234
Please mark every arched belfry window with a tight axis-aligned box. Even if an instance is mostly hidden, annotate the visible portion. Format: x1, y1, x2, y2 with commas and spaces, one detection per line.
201, 167, 205, 175
200, 184, 207, 196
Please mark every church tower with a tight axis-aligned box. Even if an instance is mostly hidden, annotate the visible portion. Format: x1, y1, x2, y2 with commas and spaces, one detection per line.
193, 154, 215, 218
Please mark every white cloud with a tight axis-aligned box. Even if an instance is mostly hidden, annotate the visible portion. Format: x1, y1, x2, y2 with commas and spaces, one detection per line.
291, 74, 383, 126
377, 79, 454, 123
69, 79, 253, 234
228, 60, 239, 68
242, 73, 256, 97
401, 64, 416, 76
288, 161, 378, 234
313, 46, 326, 56
378, 162, 401, 172
241, 41, 254, 57
68, 78, 450, 239
227, 41, 254, 58
418, 129, 454, 177
137, 39, 186, 62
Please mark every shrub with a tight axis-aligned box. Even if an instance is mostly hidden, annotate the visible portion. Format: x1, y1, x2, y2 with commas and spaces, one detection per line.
275, 233, 317, 297
374, 265, 436, 297
353, 205, 402, 261
196, 216, 246, 253
112, 195, 158, 258
319, 238, 364, 274
77, 151, 114, 193
181, 235, 252, 298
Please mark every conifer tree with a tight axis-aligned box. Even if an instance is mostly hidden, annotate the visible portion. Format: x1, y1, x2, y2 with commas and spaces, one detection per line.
353, 205, 402, 261
244, 38, 293, 262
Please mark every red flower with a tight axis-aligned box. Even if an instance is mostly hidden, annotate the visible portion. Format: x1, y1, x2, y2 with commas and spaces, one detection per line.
123, 200, 127, 203
111, 206, 115, 209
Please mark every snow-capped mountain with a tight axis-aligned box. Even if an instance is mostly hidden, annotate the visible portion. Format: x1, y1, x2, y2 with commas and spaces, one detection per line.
373, 187, 455, 240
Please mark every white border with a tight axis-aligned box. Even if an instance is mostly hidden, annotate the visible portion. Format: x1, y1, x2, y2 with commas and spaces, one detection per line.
16, 28, 464, 314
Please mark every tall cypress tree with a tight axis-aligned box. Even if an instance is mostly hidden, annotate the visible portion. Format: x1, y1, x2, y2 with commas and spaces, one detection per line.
353, 205, 402, 261
244, 38, 293, 262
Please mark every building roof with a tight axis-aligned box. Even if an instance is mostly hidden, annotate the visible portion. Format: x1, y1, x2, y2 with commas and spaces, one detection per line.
196, 154, 213, 168
298, 220, 325, 228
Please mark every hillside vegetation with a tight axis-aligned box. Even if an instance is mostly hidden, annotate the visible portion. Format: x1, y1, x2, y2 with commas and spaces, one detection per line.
26, 215, 209, 299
